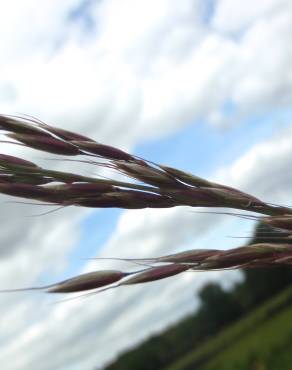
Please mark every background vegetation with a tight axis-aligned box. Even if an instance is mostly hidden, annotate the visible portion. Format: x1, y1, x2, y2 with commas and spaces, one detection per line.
103, 223, 292, 370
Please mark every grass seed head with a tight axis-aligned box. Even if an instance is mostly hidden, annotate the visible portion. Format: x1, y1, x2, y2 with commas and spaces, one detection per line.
0, 115, 47, 136
0, 153, 39, 169
0, 183, 56, 201
47, 270, 126, 293
72, 141, 133, 161
74, 190, 174, 209
121, 264, 189, 285
156, 249, 222, 263
40, 125, 96, 143
159, 165, 213, 187
261, 216, 292, 232
8, 133, 80, 156
117, 162, 182, 187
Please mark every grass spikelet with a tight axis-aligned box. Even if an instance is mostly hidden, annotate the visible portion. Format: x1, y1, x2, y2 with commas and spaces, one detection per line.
120, 264, 190, 285
71, 141, 133, 160
8, 133, 80, 156
159, 165, 214, 187
116, 161, 182, 187
0, 183, 56, 201
0, 270, 127, 294
0, 153, 39, 169
261, 215, 292, 232
47, 270, 127, 293
0, 115, 46, 136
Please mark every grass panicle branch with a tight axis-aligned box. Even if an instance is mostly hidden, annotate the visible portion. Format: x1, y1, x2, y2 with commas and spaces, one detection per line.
2, 243, 292, 299
0, 114, 291, 216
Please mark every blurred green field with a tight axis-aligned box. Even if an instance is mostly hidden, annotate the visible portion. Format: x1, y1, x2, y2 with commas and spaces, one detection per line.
166, 286, 292, 370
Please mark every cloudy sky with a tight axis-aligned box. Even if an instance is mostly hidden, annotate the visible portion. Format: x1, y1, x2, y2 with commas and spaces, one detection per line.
0, 0, 292, 369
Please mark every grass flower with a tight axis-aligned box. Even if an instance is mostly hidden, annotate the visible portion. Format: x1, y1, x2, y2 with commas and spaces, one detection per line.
1, 114, 292, 298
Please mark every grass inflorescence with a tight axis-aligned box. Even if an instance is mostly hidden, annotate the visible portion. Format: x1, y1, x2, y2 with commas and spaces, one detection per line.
1, 114, 292, 298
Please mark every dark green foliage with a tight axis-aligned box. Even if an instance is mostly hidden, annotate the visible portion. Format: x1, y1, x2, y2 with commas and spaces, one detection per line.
167, 287, 292, 370
104, 315, 200, 370
236, 223, 292, 310
196, 283, 243, 335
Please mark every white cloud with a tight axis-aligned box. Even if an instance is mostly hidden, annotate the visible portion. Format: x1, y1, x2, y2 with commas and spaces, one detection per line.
211, 0, 287, 33
0, 0, 290, 145
217, 126, 292, 202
